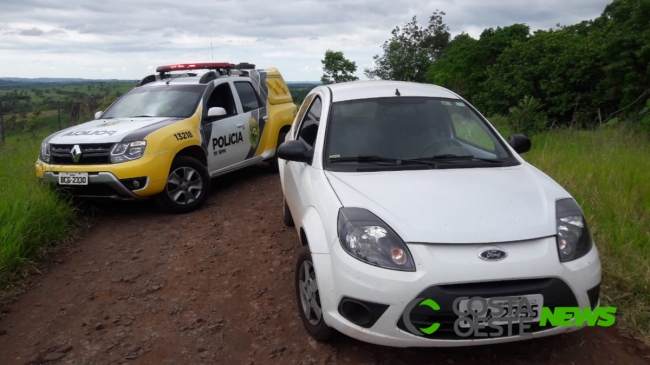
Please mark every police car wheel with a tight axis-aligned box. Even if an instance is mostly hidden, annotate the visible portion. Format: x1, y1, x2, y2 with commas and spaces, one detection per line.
283, 197, 294, 227
269, 130, 288, 172
295, 245, 336, 342
155, 156, 210, 214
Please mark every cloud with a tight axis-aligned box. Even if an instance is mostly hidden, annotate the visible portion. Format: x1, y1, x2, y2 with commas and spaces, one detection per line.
0, 0, 612, 81
19, 27, 44, 36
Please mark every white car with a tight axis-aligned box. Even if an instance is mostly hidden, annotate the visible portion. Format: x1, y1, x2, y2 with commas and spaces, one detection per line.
277, 81, 602, 347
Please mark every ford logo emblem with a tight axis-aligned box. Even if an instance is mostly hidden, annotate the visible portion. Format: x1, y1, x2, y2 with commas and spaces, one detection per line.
478, 248, 508, 261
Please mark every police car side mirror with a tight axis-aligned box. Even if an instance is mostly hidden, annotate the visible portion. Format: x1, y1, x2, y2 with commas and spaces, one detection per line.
208, 107, 227, 117
94, 111, 103, 120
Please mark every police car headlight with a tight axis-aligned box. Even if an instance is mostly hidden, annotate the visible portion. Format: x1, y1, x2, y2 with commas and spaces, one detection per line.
39, 142, 51, 163
556, 198, 593, 262
110, 141, 147, 164
337, 208, 415, 271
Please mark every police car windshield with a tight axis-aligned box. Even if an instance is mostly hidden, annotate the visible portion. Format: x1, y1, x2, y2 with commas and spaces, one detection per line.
325, 97, 513, 166
101, 85, 206, 119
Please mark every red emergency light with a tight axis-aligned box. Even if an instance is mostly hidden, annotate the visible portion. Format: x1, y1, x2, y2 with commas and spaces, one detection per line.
156, 62, 232, 73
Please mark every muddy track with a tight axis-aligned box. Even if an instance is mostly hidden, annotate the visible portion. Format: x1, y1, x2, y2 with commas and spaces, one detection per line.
0, 164, 648, 365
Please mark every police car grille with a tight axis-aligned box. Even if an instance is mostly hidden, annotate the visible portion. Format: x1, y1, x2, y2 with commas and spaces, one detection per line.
50, 143, 113, 164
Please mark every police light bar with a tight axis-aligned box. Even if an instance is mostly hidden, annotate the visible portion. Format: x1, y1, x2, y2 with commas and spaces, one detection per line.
156, 62, 232, 72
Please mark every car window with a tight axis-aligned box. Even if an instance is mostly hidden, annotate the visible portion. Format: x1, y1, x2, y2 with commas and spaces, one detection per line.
234, 82, 261, 112
205, 83, 237, 122
325, 97, 512, 166
101, 85, 206, 119
293, 94, 316, 138
297, 96, 322, 147
448, 102, 496, 152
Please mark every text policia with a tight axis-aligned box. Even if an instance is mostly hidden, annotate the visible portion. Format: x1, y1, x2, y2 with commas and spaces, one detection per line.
450, 296, 616, 337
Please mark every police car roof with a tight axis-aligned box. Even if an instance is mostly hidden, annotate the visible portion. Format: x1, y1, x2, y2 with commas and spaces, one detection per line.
140, 72, 246, 87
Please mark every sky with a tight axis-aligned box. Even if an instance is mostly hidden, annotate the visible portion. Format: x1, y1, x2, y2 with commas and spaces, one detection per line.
0, 0, 612, 81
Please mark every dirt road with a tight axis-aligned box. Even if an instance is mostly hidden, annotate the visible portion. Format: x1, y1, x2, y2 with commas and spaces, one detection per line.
0, 164, 648, 365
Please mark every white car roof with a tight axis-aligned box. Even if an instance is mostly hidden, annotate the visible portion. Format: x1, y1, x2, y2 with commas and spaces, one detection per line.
324, 80, 461, 102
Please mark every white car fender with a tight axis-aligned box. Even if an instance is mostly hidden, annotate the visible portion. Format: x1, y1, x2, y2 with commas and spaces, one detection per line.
300, 206, 332, 254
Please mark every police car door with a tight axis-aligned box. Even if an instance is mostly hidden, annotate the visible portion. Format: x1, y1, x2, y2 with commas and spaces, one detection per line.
203, 80, 251, 173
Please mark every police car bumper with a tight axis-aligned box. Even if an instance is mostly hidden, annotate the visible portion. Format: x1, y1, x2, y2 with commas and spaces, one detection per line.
42, 171, 149, 200
312, 237, 601, 347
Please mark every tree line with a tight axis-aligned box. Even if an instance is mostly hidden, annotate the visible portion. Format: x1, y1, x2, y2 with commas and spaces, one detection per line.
321, 0, 650, 135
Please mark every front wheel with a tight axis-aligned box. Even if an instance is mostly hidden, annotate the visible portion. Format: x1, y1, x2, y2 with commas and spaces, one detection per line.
295, 246, 336, 342
154, 156, 210, 214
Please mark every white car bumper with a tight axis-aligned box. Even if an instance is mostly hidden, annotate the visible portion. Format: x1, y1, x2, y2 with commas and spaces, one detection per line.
311, 236, 601, 347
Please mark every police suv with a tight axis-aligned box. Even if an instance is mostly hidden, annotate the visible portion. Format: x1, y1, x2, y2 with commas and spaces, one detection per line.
36, 62, 297, 213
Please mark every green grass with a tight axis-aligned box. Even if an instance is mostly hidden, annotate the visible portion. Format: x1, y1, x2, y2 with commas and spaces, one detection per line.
0, 81, 135, 104
0, 133, 76, 288
491, 121, 650, 342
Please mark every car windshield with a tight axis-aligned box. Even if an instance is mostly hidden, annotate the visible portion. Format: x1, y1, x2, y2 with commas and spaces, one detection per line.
101, 85, 206, 119
325, 97, 513, 166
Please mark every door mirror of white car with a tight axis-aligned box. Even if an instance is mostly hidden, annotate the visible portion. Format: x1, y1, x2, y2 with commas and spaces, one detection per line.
278, 140, 312, 164
507, 134, 532, 154
207, 107, 227, 117
94, 111, 103, 119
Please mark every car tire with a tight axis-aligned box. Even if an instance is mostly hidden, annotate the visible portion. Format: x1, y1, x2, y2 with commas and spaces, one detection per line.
154, 156, 210, 214
295, 245, 336, 342
268, 130, 288, 172
283, 197, 295, 227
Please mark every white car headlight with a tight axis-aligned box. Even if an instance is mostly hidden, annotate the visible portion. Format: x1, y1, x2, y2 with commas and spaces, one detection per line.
556, 198, 593, 262
337, 208, 415, 271
110, 140, 147, 164
39, 142, 51, 163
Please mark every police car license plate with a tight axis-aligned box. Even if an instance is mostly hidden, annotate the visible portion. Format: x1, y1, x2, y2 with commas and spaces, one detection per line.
58, 172, 88, 185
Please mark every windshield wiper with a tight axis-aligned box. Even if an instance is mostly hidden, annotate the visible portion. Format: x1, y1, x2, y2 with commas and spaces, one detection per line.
330, 155, 438, 167
131, 115, 154, 118
418, 154, 504, 163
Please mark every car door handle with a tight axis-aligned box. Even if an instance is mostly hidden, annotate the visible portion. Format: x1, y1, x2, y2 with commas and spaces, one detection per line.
262, 116, 268, 121
236, 123, 244, 129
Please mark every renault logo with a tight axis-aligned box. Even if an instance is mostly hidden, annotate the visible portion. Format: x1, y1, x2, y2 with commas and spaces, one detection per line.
70, 145, 82, 163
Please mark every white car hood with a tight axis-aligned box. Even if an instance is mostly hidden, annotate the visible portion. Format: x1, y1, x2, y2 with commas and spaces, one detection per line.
325, 165, 569, 244
47, 117, 179, 144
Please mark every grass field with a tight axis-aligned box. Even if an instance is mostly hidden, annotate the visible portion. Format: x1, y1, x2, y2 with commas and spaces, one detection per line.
490, 119, 650, 342
0, 134, 76, 288
0, 81, 135, 104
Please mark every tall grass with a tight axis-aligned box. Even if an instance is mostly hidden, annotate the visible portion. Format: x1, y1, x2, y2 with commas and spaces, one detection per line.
490, 117, 650, 342
0, 134, 76, 287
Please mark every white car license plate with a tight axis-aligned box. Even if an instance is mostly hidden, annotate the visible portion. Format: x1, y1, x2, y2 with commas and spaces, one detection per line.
58, 172, 89, 185
458, 294, 544, 328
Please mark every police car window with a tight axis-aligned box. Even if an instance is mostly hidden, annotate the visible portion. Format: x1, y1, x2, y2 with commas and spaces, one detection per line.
205, 83, 237, 120
234, 82, 261, 112
297, 97, 322, 147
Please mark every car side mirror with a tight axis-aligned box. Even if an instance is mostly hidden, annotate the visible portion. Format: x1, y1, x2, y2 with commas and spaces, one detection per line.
299, 123, 319, 147
507, 134, 532, 154
278, 140, 313, 164
208, 107, 227, 117
94, 111, 103, 119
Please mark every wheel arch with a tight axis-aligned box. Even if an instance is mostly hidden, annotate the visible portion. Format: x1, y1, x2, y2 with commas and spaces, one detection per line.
299, 207, 331, 254
175, 145, 208, 166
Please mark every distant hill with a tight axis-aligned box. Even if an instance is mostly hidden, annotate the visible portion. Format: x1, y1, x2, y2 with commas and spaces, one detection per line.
0, 77, 138, 86
286, 81, 321, 88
